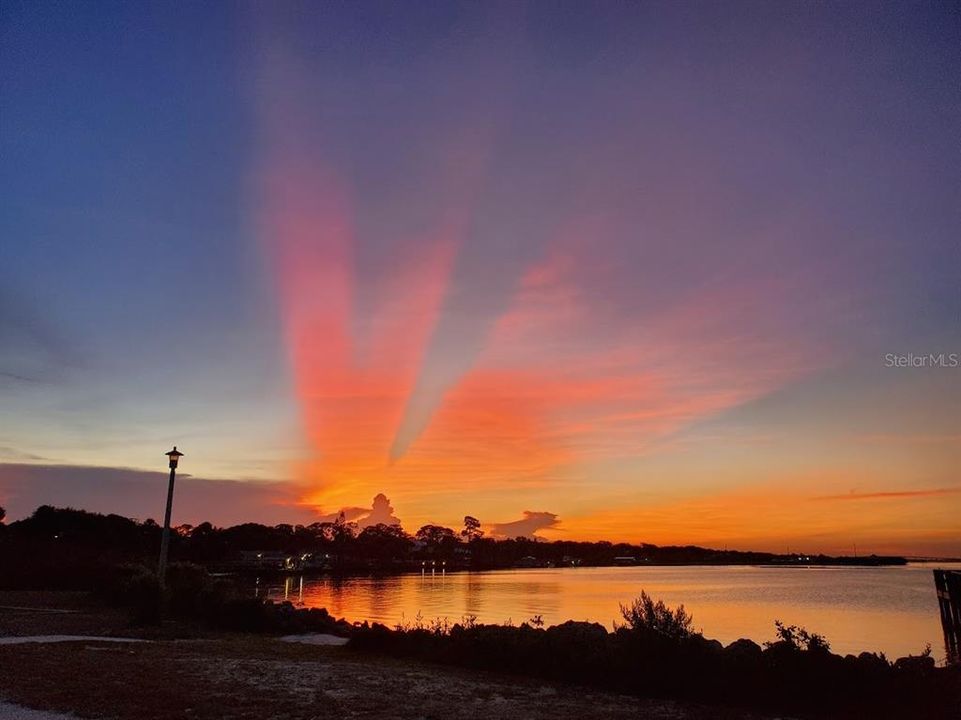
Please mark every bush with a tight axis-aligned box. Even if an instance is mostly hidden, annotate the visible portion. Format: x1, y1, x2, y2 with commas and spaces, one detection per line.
349, 615, 961, 719
165, 561, 228, 619
765, 620, 831, 653
107, 562, 227, 625
109, 563, 161, 624
617, 590, 694, 639
213, 598, 351, 636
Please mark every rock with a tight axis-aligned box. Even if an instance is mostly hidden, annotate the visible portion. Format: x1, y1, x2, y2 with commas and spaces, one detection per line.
545, 620, 609, 643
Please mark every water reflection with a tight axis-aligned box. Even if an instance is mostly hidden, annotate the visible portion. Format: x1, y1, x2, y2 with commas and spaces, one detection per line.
253, 562, 961, 661
463, 572, 482, 621
281, 575, 304, 603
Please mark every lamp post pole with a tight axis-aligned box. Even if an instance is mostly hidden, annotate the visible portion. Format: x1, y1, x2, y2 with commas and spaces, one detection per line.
158, 446, 183, 588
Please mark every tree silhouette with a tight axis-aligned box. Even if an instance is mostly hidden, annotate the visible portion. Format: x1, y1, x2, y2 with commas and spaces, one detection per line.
190, 521, 215, 538
0, 505, 6, 524
416, 524, 459, 560
416, 524, 456, 546
461, 515, 483, 542
0, 504, 909, 587
356, 523, 412, 561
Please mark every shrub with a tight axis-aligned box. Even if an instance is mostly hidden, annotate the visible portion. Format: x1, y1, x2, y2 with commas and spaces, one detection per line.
213, 598, 351, 636
765, 620, 831, 653
110, 563, 161, 624
165, 561, 227, 619
349, 612, 961, 718
617, 590, 694, 639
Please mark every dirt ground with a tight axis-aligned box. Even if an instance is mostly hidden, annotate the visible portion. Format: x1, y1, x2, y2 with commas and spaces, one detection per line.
0, 592, 132, 638
0, 593, 774, 720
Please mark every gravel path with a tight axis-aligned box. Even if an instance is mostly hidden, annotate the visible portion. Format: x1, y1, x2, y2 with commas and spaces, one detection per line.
279, 633, 350, 646
0, 702, 77, 719
0, 635, 146, 645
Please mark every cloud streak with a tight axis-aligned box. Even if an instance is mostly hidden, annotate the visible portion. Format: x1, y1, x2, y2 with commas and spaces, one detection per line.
489, 511, 561, 540
813, 488, 961, 502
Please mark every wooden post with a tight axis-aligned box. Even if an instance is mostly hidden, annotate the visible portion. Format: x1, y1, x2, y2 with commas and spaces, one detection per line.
934, 569, 961, 665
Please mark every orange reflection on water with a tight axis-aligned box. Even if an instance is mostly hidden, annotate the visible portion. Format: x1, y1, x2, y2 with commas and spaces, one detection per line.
255, 563, 960, 662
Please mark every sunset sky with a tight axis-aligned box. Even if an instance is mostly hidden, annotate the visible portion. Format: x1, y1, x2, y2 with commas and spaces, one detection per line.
1, 2, 959, 556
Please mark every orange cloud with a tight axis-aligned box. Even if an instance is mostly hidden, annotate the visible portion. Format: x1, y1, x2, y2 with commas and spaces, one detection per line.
276, 200, 838, 524
253, 43, 493, 515
489, 511, 560, 539
813, 488, 961, 501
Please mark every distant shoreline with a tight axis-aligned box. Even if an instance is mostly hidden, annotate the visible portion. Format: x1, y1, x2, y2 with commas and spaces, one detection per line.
230, 558, 931, 581
6, 506, 957, 592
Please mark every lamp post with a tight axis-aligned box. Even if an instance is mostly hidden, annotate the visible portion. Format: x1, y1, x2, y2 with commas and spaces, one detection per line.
157, 446, 183, 588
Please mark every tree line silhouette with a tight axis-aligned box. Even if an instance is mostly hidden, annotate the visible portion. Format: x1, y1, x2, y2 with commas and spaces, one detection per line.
0, 505, 905, 590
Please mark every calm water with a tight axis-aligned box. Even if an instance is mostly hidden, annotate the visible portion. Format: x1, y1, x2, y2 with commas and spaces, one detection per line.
256, 562, 960, 662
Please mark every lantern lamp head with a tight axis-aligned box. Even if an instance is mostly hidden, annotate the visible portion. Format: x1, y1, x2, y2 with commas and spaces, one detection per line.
165, 446, 184, 469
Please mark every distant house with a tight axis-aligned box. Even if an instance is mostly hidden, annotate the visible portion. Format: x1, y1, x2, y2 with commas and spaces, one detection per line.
301, 552, 332, 570
238, 550, 332, 572
613, 556, 638, 566
239, 550, 289, 570
516, 555, 550, 568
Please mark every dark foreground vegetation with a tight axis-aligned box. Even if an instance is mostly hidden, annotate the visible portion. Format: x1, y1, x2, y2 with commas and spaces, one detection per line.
346, 595, 959, 719
0, 505, 905, 590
